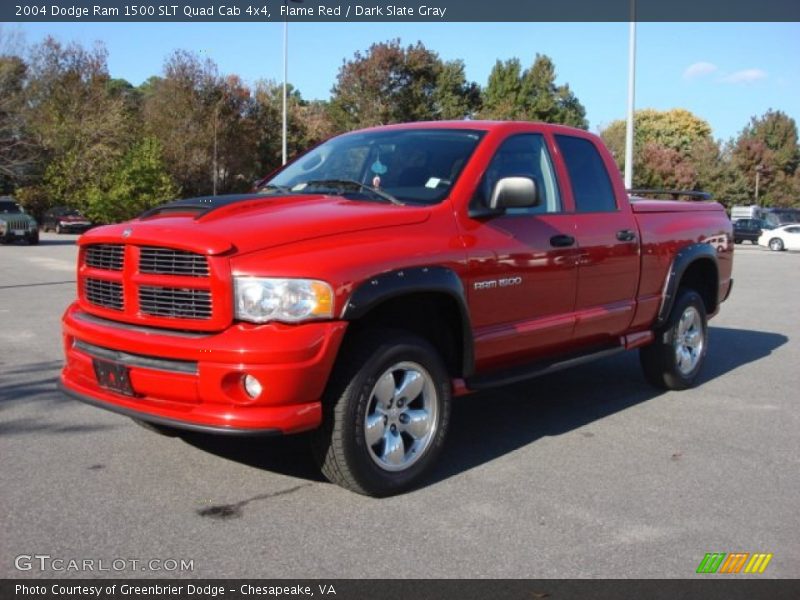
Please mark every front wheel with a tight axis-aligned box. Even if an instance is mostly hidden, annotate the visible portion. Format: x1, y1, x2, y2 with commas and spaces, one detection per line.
769, 238, 784, 251
312, 331, 451, 496
640, 288, 708, 390
27, 230, 39, 245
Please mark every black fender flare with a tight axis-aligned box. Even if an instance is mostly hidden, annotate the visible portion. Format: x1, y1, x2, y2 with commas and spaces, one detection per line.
656, 242, 719, 328
341, 266, 475, 377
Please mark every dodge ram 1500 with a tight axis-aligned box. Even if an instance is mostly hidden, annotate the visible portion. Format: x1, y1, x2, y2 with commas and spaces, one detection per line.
60, 121, 733, 495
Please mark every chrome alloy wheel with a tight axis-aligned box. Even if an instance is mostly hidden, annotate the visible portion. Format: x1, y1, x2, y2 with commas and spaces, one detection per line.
364, 361, 439, 472
674, 306, 705, 376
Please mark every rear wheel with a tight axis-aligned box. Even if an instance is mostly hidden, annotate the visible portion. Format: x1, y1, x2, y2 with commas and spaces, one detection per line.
769, 238, 784, 251
312, 330, 451, 496
640, 288, 708, 390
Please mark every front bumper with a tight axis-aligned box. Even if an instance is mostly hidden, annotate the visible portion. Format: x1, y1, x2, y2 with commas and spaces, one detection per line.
60, 303, 347, 434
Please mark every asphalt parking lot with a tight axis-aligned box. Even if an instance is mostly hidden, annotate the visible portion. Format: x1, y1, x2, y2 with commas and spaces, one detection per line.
1, 235, 798, 579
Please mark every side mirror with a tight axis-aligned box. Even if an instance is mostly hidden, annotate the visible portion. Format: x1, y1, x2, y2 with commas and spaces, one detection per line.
489, 177, 539, 210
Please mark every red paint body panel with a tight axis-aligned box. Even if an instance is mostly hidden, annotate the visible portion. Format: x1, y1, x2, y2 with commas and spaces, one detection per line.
60, 121, 733, 434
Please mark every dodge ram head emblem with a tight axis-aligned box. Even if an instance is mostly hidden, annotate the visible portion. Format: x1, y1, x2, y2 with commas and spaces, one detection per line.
122, 228, 132, 238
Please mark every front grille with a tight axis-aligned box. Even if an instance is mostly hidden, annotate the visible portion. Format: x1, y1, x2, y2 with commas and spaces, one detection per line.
139, 247, 209, 277
5, 218, 30, 231
85, 278, 124, 311
139, 286, 212, 320
86, 244, 124, 271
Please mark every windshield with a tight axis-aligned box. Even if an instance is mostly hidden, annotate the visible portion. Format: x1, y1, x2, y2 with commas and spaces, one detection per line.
0, 201, 22, 214
263, 128, 485, 205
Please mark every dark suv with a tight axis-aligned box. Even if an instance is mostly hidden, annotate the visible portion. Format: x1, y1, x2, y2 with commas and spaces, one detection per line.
733, 218, 772, 244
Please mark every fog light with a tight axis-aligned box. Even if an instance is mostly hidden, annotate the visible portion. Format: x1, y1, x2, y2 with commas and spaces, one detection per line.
243, 374, 263, 399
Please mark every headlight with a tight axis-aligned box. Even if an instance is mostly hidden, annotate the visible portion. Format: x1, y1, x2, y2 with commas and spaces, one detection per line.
234, 277, 334, 323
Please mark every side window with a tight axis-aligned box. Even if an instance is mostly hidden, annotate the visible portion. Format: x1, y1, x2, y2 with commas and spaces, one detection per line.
555, 135, 617, 212
473, 134, 561, 215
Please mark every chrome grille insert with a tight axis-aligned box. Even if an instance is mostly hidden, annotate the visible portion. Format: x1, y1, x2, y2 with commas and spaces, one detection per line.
139, 247, 209, 277
85, 244, 124, 271
85, 278, 124, 311
139, 286, 212, 320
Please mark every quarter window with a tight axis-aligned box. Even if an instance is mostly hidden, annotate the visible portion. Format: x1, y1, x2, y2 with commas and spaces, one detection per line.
555, 135, 617, 212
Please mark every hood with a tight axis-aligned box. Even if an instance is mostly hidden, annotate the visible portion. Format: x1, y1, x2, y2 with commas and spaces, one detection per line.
79, 194, 432, 256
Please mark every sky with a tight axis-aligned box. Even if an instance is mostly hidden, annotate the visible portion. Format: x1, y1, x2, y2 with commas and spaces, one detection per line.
5, 21, 799, 141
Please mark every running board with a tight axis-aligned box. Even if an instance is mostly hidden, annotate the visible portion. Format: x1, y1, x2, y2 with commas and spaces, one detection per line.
465, 345, 625, 392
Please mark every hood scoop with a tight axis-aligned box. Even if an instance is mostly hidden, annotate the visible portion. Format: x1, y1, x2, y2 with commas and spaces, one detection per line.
139, 193, 268, 219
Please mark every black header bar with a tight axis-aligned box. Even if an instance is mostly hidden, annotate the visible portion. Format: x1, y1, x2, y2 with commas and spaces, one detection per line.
3, 0, 800, 23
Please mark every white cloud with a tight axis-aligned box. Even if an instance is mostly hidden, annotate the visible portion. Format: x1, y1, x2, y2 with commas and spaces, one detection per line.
683, 62, 718, 80
719, 69, 768, 84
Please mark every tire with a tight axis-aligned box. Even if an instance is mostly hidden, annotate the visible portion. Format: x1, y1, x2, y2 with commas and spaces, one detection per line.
640, 288, 708, 390
131, 417, 181, 437
56, 223, 63, 234
27, 230, 39, 245
768, 238, 784, 251
312, 330, 451, 496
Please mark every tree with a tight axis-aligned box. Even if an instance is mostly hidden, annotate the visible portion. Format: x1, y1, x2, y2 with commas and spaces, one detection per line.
434, 60, 481, 120
84, 137, 179, 223
330, 40, 479, 129
22, 38, 130, 208
481, 54, 587, 128
0, 55, 37, 191
142, 50, 220, 197
600, 109, 716, 194
732, 110, 800, 207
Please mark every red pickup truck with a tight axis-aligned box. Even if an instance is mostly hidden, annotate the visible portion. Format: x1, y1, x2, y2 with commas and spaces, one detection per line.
60, 121, 733, 495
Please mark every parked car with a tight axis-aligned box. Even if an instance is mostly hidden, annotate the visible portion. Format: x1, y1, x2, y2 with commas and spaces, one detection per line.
41, 206, 93, 234
0, 196, 38, 245
758, 224, 800, 251
732, 218, 773, 244
59, 121, 734, 496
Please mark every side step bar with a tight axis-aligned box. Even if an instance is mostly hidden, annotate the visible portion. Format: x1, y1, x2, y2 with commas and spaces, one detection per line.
465, 345, 625, 392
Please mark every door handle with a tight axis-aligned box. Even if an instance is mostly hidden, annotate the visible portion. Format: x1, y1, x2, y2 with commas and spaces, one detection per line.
616, 229, 637, 242
550, 234, 576, 248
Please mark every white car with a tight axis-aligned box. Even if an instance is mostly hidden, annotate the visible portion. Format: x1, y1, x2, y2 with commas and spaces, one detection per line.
758, 223, 800, 251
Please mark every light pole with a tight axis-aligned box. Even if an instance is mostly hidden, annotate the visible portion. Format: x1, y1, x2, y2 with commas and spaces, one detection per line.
755, 164, 763, 206
283, 0, 303, 166
623, 0, 636, 191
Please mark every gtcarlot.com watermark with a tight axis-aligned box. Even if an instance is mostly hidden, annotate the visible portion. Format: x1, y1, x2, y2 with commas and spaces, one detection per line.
14, 554, 194, 573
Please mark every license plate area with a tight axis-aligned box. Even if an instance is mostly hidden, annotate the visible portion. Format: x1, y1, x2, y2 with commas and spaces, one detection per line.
92, 358, 135, 396
12, 229, 25, 236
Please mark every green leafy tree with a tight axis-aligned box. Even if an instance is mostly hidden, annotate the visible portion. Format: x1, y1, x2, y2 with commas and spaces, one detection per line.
84, 137, 179, 223
24, 38, 130, 208
481, 54, 587, 128
601, 108, 717, 194
331, 40, 478, 129
434, 60, 481, 120
732, 110, 800, 207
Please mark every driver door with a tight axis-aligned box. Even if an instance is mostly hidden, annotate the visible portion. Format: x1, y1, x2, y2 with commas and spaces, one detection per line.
462, 133, 579, 371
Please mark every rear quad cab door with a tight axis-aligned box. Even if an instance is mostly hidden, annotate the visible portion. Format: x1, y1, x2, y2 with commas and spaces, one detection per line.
553, 134, 640, 342
459, 132, 580, 371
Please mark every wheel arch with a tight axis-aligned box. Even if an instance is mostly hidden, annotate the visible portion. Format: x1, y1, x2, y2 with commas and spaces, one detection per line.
341, 266, 474, 378
656, 243, 719, 328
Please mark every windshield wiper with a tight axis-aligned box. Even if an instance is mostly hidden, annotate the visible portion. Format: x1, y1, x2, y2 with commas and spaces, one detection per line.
257, 183, 292, 194
302, 179, 404, 206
